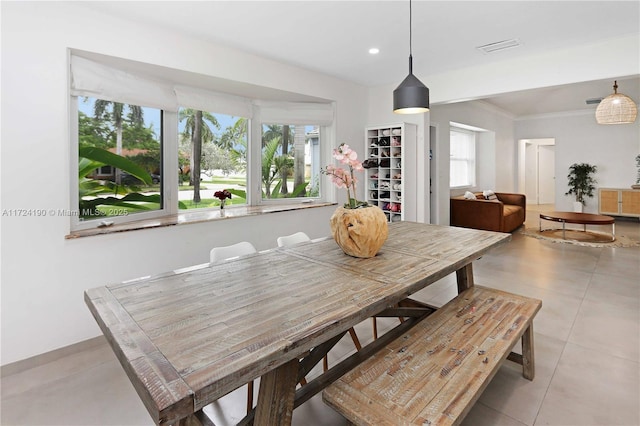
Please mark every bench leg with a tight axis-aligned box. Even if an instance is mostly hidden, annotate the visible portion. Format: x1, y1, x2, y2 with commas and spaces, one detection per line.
177, 410, 214, 426
522, 324, 535, 380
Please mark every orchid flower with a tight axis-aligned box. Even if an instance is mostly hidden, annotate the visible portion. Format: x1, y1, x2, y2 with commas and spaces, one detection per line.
321, 143, 366, 209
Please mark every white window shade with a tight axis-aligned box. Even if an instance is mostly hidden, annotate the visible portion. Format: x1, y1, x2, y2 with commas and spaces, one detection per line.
256, 101, 334, 125
450, 127, 476, 188
70, 56, 178, 111
174, 85, 252, 118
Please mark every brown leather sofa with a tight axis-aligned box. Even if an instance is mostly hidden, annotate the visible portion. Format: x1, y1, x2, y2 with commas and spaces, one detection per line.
450, 192, 526, 233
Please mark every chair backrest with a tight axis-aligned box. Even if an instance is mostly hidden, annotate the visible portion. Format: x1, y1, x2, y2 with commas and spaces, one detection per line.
210, 241, 257, 263
277, 231, 311, 248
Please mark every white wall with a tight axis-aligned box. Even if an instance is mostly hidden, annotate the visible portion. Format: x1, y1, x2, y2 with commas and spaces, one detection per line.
515, 112, 640, 213
0, 2, 368, 365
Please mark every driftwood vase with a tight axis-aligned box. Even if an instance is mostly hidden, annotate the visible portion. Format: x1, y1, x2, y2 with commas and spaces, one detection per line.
329, 206, 388, 258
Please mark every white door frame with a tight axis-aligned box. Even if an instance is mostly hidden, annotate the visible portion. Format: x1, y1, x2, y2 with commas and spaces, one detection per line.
518, 138, 555, 205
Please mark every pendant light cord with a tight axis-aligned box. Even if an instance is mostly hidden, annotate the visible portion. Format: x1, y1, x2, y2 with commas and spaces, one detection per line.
409, 0, 413, 73
409, 0, 413, 56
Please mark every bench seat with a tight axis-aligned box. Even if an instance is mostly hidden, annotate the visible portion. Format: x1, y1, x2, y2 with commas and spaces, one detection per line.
323, 286, 542, 426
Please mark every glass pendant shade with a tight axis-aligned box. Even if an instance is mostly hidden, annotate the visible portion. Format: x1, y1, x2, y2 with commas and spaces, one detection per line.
595, 81, 638, 124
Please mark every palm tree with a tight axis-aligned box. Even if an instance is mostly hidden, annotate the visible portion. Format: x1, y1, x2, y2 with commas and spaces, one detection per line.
262, 124, 294, 195
293, 125, 307, 196
219, 117, 247, 151
279, 125, 291, 195
262, 138, 280, 198
93, 100, 143, 184
262, 124, 283, 146
179, 109, 220, 203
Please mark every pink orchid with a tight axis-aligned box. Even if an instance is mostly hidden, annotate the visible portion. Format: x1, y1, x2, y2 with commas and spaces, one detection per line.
321, 143, 366, 209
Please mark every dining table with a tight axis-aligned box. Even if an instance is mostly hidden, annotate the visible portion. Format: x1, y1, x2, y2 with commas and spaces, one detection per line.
84, 221, 511, 426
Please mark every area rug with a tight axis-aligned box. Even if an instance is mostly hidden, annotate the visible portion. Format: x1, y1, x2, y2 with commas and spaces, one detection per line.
519, 227, 640, 248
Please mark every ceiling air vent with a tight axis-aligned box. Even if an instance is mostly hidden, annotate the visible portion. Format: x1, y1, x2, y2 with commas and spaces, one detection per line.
586, 98, 603, 105
477, 39, 521, 54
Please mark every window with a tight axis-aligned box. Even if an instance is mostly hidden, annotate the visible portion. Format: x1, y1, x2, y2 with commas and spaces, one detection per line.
260, 124, 321, 199
78, 97, 163, 222
450, 126, 476, 188
178, 109, 248, 209
69, 52, 333, 233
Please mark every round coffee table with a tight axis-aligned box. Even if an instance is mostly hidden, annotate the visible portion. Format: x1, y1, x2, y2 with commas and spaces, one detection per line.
539, 211, 615, 241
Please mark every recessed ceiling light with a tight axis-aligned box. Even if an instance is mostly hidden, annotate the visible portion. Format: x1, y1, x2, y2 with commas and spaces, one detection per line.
369, 48, 380, 55
476, 39, 521, 54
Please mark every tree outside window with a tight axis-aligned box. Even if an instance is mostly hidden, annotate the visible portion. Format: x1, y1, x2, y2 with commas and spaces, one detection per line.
261, 124, 320, 199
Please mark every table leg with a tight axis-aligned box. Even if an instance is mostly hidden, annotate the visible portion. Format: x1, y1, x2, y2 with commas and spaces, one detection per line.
562, 221, 566, 240
612, 222, 616, 241
521, 324, 535, 381
254, 358, 299, 426
456, 263, 474, 293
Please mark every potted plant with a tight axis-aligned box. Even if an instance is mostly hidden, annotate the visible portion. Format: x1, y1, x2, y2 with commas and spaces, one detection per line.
565, 163, 597, 212
322, 143, 388, 258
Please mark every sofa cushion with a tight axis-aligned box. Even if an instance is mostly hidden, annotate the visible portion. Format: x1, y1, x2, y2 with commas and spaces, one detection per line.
503, 204, 521, 216
503, 205, 525, 232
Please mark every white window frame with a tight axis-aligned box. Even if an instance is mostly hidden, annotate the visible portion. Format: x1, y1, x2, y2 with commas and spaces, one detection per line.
70, 98, 178, 231
255, 122, 328, 204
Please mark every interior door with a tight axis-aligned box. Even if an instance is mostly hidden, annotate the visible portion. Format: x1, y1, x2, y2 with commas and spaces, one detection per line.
524, 143, 538, 203
538, 145, 555, 204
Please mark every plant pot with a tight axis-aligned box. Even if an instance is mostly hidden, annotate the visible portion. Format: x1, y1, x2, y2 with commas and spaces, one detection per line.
573, 201, 583, 213
329, 206, 388, 258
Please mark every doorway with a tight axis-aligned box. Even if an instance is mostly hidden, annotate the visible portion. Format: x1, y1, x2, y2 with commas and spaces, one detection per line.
518, 138, 555, 205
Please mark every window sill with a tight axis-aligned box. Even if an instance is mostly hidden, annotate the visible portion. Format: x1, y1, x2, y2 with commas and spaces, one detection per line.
66, 201, 335, 239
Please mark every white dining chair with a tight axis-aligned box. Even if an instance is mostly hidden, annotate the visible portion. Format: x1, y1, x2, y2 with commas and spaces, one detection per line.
276, 232, 362, 372
209, 240, 257, 413
276, 231, 311, 247
210, 241, 257, 264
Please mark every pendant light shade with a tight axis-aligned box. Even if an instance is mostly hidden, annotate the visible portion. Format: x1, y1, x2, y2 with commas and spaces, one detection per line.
393, 0, 429, 114
595, 81, 637, 124
394, 56, 429, 114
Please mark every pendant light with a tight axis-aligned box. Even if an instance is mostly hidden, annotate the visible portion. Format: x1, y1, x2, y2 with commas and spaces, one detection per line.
595, 80, 638, 124
393, 0, 429, 114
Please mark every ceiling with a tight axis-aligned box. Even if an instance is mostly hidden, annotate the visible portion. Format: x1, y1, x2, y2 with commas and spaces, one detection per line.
81, 1, 640, 118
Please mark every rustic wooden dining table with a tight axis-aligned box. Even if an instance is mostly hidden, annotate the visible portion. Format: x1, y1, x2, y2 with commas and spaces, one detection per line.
84, 221, 510, 426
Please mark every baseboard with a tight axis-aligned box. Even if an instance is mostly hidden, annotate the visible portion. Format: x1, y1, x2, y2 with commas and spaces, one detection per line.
1, 335, 107, 378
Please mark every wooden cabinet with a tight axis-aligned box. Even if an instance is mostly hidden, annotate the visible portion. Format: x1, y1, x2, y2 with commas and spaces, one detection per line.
364, 123, 416, 223
599, 188, 640, 217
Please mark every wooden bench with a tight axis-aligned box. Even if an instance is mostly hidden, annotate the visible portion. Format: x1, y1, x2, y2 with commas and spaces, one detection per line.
323, 286, 542, 426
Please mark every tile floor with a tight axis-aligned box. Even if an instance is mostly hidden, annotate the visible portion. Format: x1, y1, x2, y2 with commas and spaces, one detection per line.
2, 206, 639, 426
